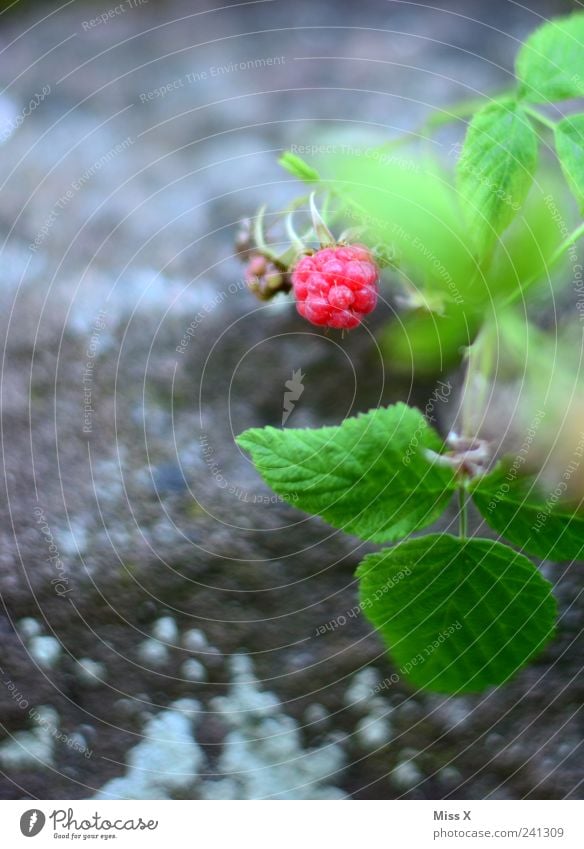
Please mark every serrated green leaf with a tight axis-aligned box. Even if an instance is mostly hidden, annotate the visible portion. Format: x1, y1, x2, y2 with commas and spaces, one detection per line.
516, 13, 584, 103
471, 465, 584, 561
357, 534, 556, 693
237, 404, 457, 543
555, 114, 584, 210
279, 152, 320, 183
456, 99, 538, 258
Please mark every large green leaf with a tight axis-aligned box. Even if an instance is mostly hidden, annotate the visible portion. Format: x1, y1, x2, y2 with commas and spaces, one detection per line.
326, 154, 477, 308
456, 99, 538, 258
472, 465, 584, 561
357, 534, 556, 693
555, 114, 584, 210
516, 13, 584, 103
237, 404, 456, 543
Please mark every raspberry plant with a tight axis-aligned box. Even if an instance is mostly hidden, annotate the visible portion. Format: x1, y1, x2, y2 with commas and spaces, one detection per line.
236, 13, 584, 694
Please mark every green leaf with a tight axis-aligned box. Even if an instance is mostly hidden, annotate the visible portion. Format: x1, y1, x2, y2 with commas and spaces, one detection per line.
555, 114, 584, 210
456, 99, 538, 258
380, 308, 478, 375
471, 465, 584, 561
516, 13, 584, 103
483, 178, 568, 303
357, 534, 556, 693
279, 152, 320, 183
237, 404, 457, 543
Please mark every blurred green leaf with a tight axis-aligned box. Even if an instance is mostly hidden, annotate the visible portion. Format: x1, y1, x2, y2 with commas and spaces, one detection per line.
357, 534, 556, 693
279, 152, 320, 183
326, 154, 477, 308
456, 99, 538, 259
483, 182, 568, 304
555, 114, 584, 210
516, 13, 584, 103
381, 308, 478, 375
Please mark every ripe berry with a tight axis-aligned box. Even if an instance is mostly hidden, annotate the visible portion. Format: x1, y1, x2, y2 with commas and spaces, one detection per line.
291, 244, 379, 329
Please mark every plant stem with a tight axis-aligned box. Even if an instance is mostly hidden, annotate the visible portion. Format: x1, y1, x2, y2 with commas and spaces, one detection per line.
460, 324, 496, 439
522, 105, 557, 131
458, 487, 468, 538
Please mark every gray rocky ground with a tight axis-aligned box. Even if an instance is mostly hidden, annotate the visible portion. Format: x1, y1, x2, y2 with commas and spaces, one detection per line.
0, 0, 582, 799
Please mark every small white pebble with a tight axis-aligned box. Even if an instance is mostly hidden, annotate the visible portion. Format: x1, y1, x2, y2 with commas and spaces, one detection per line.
0, 729, 52, 769
356, 714, 392, 749
439, 765, 463, 784
68, 732, 88, 754
18, 617, 42, 639
180, 658, 207, 681
137, 639, 169, 666
29, 636, 62, 668
33, 705, 60, 732
304, 703, 329, 725
182, 628, 207, 651
152, 616, 178, 643
344, 668, 380, 706
392, 758, 422, 789
230, 653, 254, 679
76, 658, 106, 686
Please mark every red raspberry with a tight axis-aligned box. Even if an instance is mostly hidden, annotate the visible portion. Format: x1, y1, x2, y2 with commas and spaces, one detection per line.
291, 244, 379, 329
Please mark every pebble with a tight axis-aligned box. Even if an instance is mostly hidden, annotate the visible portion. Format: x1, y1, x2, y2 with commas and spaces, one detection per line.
151, 616, 179, 643
137, 639, 169, 666
392, 758, 423, 789
17, 617, 42, 639
355, 714, 392, 749
182, 628, 208, 651
29, 635, 62, 668
76, 658, 106, 686
180, 658, 207, 682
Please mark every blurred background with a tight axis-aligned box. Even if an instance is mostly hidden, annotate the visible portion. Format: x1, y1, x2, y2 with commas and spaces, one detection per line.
0, 0, 582, 800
